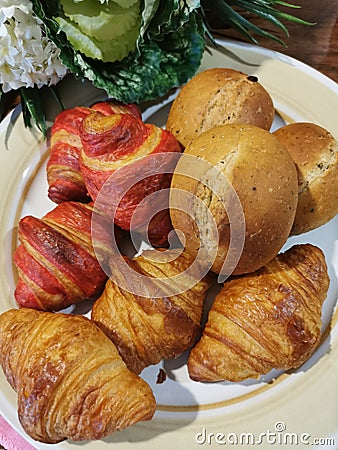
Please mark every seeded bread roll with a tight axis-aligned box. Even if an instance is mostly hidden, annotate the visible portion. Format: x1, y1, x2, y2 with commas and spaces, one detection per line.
274, 122, 338, 235
166, 68, 275, 148
169, 123, 298, 276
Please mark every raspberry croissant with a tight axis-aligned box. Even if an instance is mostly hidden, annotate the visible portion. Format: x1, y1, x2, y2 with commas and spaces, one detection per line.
188, 244, 329, 382
79, 112, 182, 247
0, 308, 156, 444
47, 101, 141, 204
92, 249, 211, 374
14, 201, 112, 311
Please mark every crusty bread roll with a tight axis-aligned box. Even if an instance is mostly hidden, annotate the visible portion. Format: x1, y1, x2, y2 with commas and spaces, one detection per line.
274, 122, 338, 235
166, 68, 275, 148
169, 123, 298, 276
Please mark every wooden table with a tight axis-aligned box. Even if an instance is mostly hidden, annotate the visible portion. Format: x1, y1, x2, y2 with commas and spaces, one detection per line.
211, 0, 338, 83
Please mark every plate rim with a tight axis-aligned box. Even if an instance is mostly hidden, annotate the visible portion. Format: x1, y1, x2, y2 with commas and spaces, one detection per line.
0, 37, 338, 449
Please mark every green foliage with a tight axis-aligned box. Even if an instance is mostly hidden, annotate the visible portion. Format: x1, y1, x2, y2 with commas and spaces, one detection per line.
29, 0, 206, 127
201, 0, 313, 46
55, 0, 142, 62
10, 0, 311, 134
20, 87, 47, 135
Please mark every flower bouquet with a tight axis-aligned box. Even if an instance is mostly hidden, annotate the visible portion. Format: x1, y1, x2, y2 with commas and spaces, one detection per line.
0, 0, 310, 134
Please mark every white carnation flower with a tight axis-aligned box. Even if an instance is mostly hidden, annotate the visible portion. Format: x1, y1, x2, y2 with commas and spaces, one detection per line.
0, 0, 67, 92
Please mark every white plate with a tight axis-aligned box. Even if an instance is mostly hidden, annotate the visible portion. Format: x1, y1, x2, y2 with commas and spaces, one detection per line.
0, 39, 338, 449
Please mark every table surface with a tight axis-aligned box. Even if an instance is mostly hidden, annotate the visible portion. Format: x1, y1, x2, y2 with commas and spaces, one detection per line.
212, 0, 338, 83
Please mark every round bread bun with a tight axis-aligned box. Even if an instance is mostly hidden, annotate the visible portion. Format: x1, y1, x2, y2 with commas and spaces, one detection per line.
169, 123, 298, 276
274, 122, 338, 235
166, 68, 275, 148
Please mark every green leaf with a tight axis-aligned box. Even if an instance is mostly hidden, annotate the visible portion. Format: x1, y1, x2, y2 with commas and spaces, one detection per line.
145, 0, 200, 38
31, 1, 206, 105
20, 88, 47, 136
67, 4, 140, 40
201, 0, 314, 45
55, 0, 142, 62
139, 0, 160, 39
233, 0, 314, 26
74, 10, 206, 103
0, 88, 5, 121
232, 1, 288, 31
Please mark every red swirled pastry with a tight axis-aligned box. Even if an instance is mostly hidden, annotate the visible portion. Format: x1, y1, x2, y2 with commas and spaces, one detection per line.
14, 201, 113, 311
79, 112, 182, 247
47, 101, 141, 204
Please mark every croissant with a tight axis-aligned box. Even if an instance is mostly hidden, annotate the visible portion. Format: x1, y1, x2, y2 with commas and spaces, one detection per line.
14, 201, 113, 311
79, 112, 182, 247
47, 101, 141, 204
187, 244, 329, 382
0, 308, 156, 443
92, 249, 211, 374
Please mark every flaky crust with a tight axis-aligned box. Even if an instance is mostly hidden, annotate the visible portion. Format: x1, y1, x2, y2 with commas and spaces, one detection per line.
187, 244, 329, 382
92, 249, 211, 374
0, 308, 156, 443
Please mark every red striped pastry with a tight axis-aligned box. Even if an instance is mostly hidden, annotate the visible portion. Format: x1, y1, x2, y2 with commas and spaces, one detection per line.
46, 101, 141, 204
92, 101, 141, 118
14, 202, 113, 311
79, 112, 182, 247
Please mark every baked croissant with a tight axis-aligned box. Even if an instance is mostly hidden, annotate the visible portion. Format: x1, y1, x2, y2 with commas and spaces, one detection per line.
92, 249, 211, 374
79, 112, 182, 247
187, 244, 329, 382
47, 101, 141, 204
14, 201, 112, 311
0, 308, 156, 443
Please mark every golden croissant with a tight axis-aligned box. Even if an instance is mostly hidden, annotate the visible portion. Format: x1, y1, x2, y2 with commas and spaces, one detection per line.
92, 249, 211, 374
187, 244, 329, 382
0, 308, 156, 443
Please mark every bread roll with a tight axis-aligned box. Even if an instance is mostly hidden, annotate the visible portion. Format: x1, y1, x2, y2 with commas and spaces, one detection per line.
274, 122, 338, 234
169, 123, 298, 275
166, 68, 275, 148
